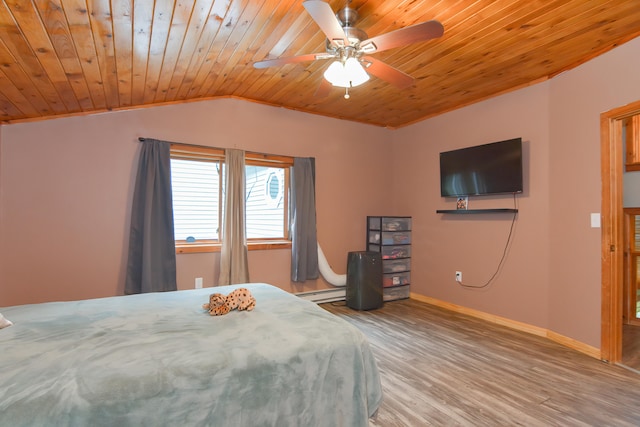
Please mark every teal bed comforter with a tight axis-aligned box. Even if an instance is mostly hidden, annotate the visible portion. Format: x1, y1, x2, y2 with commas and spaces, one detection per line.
0, 283, 382, 426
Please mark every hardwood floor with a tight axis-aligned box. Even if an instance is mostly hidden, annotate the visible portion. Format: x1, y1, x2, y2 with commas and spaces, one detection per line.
321, 298, 640, 426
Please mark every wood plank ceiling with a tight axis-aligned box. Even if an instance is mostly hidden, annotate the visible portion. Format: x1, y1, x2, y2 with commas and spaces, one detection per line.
0, 0, 639, 128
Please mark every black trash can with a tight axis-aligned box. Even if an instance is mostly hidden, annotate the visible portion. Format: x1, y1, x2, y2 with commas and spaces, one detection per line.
346, 251, 383, 310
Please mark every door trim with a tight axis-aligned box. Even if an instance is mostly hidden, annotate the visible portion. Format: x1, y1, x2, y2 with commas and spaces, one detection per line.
601, 100, 640, 363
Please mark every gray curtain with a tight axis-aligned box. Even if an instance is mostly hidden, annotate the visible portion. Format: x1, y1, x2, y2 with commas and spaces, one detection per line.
218, 149, 250, 285
125, 139, 177, 294
291, 157, 319, 282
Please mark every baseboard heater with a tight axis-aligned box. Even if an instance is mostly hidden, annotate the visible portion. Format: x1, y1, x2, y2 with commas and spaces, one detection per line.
296, 288, 346, 304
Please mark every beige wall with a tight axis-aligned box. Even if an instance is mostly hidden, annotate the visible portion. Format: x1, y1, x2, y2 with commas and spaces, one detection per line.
0, 100, 392, 306
391, 84, 551, 329
2, 35, 640, 351
546, 36, 640, 347
391, 35, 640, 349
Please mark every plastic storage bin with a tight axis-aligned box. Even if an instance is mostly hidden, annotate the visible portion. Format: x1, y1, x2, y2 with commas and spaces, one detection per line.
383, 285, 410, 301
383, 271, 411, 287
382, 217, 411, 232
381, 245, 411, 259
382, 258, 410, 274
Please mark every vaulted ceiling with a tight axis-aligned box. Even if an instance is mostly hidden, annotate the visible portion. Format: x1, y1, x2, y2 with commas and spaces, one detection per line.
0, 0, 639, 128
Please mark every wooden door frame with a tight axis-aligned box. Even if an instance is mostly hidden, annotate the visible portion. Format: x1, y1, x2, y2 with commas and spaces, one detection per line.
601, 100, 640, 363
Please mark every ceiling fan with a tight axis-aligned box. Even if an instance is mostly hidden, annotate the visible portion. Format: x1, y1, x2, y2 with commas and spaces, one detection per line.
253, 0, 444, 98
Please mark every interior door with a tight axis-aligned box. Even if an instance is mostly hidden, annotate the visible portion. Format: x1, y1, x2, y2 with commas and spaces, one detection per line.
624, 209, 640, 326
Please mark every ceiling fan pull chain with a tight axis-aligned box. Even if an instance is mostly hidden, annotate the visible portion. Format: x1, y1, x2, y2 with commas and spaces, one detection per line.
344, 87, 350, 99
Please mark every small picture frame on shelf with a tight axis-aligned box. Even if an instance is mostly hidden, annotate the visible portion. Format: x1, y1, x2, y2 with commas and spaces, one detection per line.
456, 196, 468, 210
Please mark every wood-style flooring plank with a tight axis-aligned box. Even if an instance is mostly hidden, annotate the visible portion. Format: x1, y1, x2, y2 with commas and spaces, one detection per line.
321, 298, 640, 426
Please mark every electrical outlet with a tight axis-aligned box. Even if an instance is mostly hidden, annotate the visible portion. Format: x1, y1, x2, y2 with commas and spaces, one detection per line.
195, 277, 203, 289
455, 271, 462, 283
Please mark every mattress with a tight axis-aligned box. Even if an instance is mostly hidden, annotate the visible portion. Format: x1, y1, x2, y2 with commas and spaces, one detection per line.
0, 283, 382, 426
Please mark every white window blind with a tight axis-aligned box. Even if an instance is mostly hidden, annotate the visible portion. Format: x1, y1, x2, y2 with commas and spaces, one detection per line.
245, 165, 286, 239
170, 158, 221, 241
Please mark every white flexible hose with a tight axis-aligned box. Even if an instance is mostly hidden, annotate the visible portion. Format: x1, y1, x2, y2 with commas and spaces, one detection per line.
317, 243, 346, 287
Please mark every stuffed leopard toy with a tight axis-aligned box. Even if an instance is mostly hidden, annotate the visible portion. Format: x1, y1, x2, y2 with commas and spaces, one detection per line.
225, 287, 256, 312
202, 293, 230, 316
202, 287, 256, 316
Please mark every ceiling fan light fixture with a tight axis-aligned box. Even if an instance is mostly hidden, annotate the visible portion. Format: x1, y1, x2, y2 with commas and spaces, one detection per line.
344, 57, 370, 85
323, 57, 370, 88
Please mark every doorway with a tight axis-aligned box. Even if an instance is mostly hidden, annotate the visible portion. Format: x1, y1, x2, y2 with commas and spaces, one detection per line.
601, 100, 640, 367
623, 209, 640, 327
622, 209, 640, 371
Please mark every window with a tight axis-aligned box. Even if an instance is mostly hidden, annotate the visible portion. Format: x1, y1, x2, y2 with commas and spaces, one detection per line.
245, 165, 286, 238
169, 145, 292, 253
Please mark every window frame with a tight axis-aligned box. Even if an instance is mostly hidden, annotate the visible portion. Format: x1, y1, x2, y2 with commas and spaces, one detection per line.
170, 144, 293, 254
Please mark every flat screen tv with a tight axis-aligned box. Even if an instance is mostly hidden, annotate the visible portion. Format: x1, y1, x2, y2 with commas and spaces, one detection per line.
440, 138, 523, 197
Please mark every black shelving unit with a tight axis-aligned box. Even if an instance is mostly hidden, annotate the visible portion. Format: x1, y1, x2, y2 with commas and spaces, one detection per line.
366, 216, 411, 301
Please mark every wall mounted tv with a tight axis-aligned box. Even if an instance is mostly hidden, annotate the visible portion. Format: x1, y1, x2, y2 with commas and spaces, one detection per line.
440, 138, 523, 197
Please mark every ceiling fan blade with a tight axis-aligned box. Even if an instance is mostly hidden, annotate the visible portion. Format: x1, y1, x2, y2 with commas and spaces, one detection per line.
253, 53, 330, 69
315, 78, 332, 98
359, 20, 444, 54
362, 57, 414, 89
303, 0, 348, 47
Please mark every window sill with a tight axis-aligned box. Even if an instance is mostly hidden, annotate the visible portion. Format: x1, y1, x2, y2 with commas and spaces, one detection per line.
176, 241, 291, 254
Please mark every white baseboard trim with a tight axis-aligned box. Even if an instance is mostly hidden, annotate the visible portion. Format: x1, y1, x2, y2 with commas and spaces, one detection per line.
296, 288, 346, 304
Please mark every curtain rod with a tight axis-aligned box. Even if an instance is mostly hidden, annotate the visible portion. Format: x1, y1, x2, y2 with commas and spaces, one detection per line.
138, 137, 229, 153
137, 137, 301, 163
138, 137, 204, 150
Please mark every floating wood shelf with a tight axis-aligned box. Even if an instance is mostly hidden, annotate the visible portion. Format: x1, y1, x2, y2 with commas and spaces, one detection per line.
436, 209, 518, 214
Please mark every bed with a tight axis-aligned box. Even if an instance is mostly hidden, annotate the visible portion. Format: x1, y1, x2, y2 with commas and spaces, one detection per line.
0, 283, 382, 427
